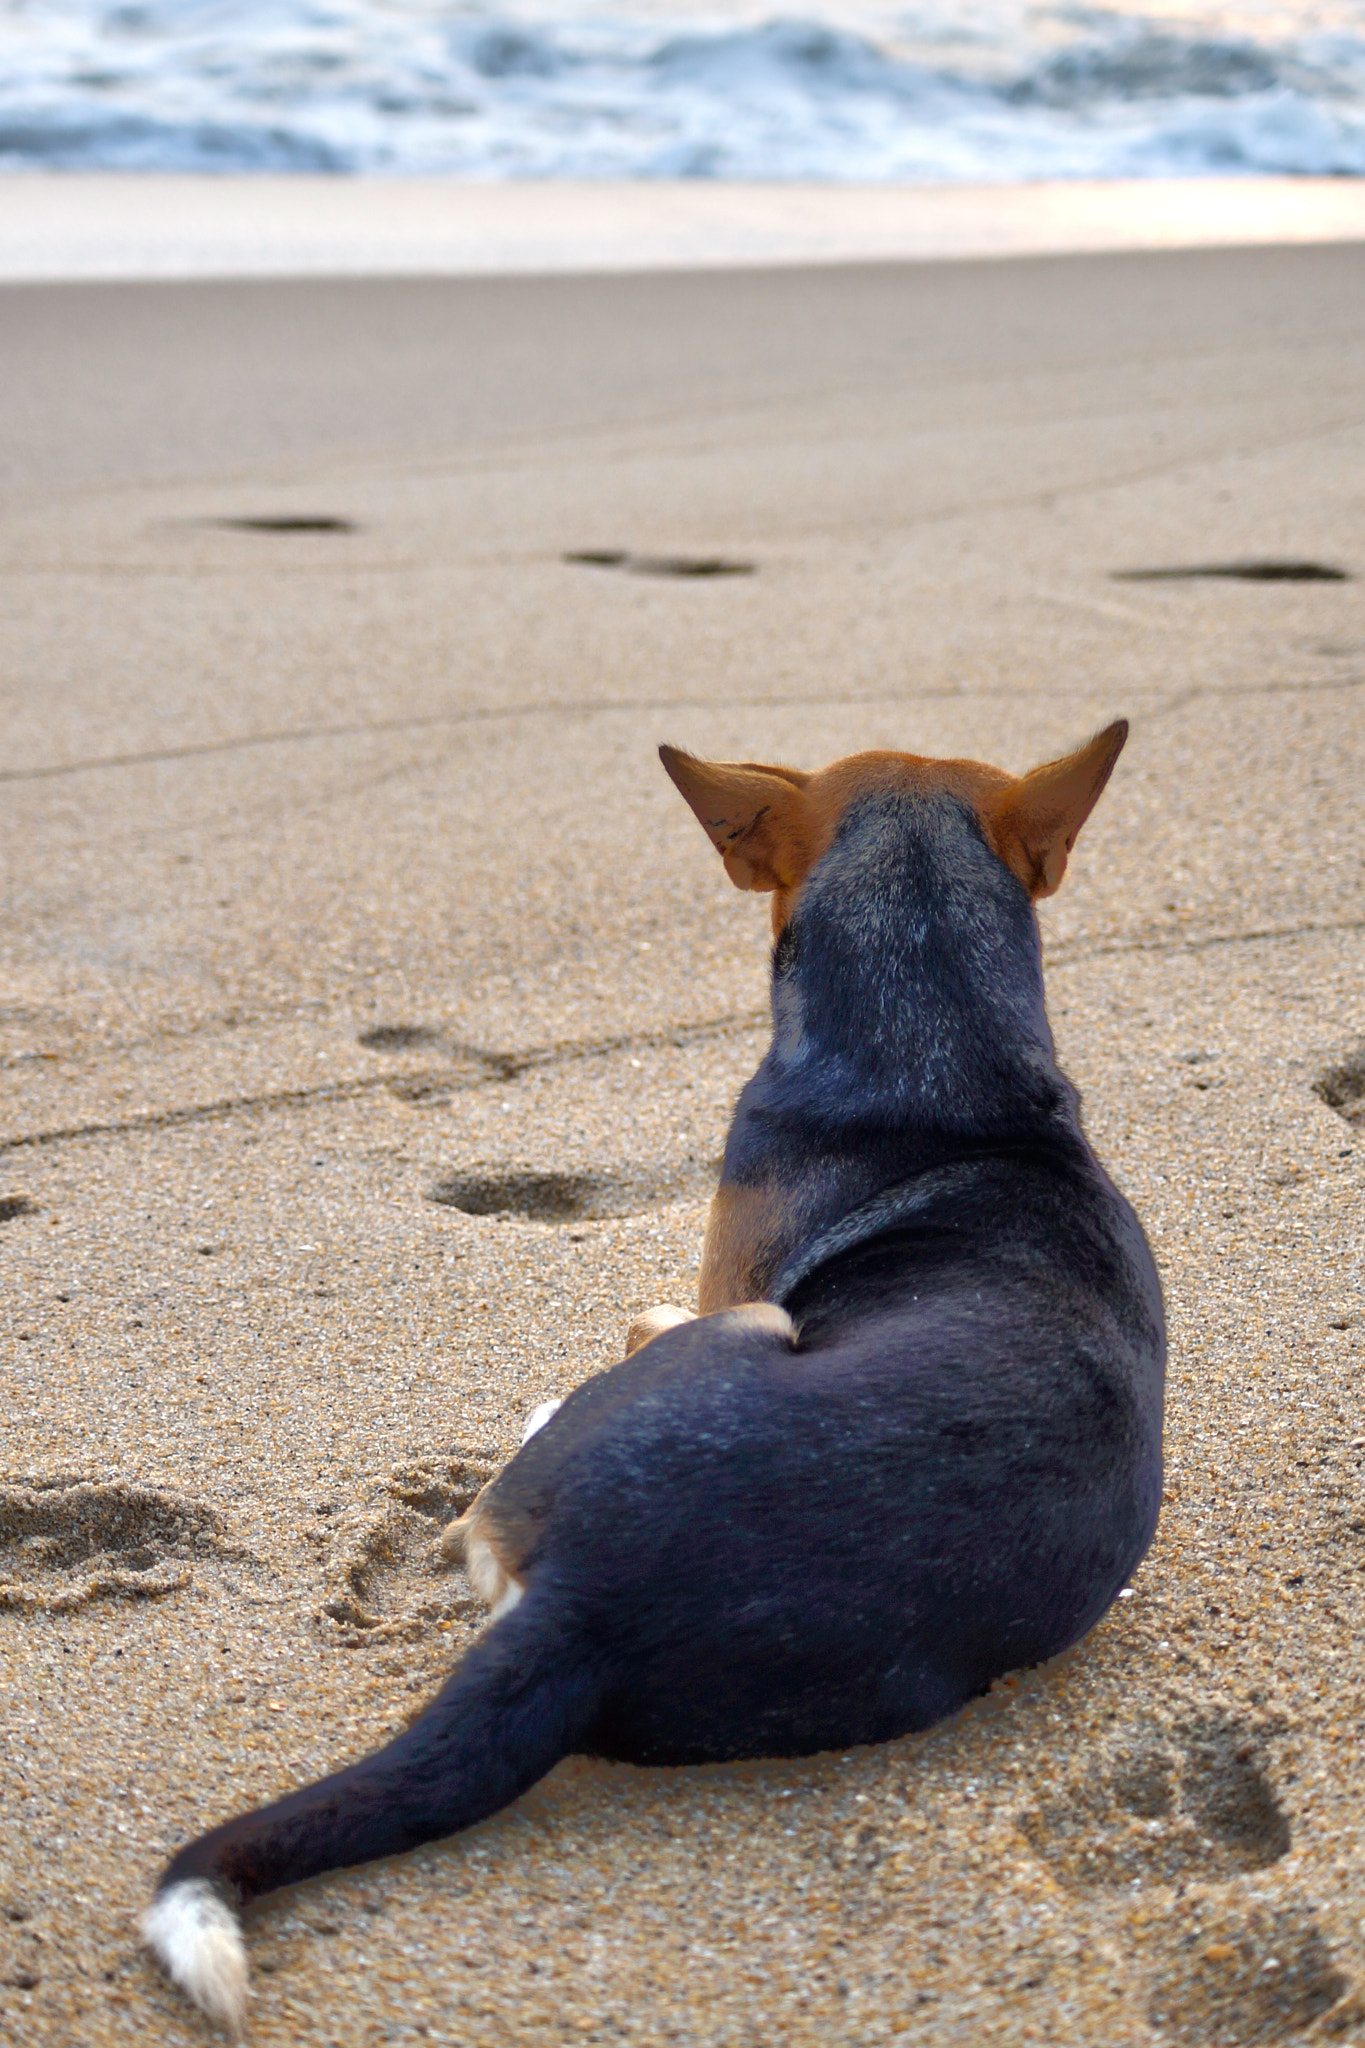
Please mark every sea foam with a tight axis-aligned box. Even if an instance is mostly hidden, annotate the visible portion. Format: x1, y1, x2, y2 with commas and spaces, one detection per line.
1, 0, 1363, 179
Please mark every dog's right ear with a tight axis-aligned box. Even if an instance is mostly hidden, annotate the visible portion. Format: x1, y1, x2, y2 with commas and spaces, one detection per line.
658, 746, 812, 892
989, 720, 1128, 899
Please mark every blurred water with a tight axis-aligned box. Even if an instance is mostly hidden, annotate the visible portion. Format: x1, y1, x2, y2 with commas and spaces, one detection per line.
2, 0, 1364, 177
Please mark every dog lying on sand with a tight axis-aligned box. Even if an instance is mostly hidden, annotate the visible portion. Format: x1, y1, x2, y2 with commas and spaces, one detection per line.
145, 724, 1165, 2034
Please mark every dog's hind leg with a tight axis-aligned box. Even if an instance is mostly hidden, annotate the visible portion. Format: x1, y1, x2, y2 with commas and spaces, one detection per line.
440, 1311, 693, 1582
439, 1401, 563, 1573
698, 1182, 785, 1312
440, 1488, 526, 1617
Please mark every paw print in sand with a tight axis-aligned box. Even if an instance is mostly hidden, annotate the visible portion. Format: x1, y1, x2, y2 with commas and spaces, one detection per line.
317, 1454, 495, 1647
0, 1476, 237, 1613
1018, 1708, 1290, 1890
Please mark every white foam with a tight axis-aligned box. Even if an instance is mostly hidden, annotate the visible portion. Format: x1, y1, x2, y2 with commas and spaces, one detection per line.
143, 1878, 248, 2037
1, 1, 1364, 180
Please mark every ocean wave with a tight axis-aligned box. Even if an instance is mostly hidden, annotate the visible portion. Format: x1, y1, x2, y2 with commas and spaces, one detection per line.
1, 0, 1364, 177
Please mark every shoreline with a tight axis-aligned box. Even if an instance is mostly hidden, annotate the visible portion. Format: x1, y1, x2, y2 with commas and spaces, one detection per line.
1, 173, 1364, 283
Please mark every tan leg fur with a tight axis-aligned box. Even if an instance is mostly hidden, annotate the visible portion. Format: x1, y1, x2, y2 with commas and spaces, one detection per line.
698, 1182, 784, 1313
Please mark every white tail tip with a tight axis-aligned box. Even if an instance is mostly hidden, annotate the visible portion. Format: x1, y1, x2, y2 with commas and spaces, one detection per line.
143, 1878, 248, 2037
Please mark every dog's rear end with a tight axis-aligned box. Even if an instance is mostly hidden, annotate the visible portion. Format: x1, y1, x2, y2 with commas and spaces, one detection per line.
145, 723, 1162, 2033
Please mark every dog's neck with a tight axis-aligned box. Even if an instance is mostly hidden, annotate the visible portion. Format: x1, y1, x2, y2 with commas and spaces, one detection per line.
729, 792, 1080, 1187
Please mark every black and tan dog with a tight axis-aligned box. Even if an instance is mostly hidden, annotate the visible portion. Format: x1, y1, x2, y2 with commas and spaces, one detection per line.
145, 725, 1165, 2033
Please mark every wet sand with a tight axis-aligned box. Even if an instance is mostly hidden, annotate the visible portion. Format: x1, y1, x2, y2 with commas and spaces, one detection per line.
4, 176, 1364, 285
2, 242, 1365, 2045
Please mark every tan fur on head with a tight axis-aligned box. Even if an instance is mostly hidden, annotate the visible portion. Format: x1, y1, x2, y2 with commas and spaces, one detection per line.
987, 722, 1128, 899
657, 749, 813, 899
660, 723, 1128, 932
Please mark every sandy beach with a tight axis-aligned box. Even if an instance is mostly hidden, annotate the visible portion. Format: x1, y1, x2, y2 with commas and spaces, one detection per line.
3, 230, 1365, 2045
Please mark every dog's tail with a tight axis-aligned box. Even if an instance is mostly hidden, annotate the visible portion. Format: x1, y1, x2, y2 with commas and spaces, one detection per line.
143, 1592, 602, 2036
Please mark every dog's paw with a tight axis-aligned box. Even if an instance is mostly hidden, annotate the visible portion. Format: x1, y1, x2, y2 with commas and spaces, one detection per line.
520, 1399, 563, 1445
625, 1304, 695, 1355
712, 1302, 797, 1345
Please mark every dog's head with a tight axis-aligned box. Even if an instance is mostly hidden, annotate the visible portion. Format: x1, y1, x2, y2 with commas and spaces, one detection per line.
659, 723, 1127, 934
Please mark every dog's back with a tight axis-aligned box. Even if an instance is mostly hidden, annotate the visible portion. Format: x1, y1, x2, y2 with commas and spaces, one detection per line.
471, 773, 1163, 1761
144, 723, 1164, 2033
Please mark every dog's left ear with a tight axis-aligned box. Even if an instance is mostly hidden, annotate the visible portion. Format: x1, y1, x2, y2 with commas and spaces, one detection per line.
989, 721, 1128, 899
658, 745, 812, 892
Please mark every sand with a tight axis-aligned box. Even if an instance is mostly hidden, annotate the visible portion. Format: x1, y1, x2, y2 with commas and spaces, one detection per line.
2, 239, 1364, 2047
4, 176, 1365, 285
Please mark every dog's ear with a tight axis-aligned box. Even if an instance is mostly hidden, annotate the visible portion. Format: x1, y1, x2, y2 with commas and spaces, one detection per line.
658, 746, 812, 892
989, 721, 1128, 899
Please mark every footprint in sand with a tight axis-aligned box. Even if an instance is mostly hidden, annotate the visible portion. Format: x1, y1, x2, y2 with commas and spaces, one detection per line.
428, 1160, 719, 1221
1018, 1708, 1291, 1890
1317, 1052, 1365, 1131
0, 1477, 240, 1613
206, 514, 358, 535
564, 548, 754, 579
1113, 558, 1349, 583
316, 1454, 495, 1647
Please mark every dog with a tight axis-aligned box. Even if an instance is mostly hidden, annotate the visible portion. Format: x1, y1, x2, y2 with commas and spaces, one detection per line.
144, 723, 1164, 2034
